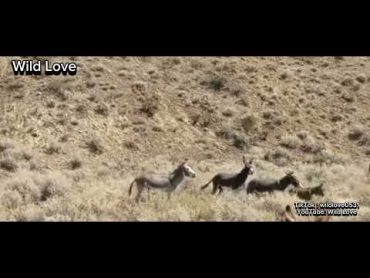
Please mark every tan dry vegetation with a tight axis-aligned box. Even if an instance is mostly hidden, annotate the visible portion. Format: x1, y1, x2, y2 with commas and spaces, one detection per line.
0, 57, 370, 221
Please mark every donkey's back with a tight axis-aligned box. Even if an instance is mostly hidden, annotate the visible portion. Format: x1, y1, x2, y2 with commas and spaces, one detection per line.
137, 173, 171, 188
247, 178, 278, 193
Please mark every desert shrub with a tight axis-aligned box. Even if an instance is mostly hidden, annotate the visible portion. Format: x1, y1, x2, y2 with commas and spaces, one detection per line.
207, 75, 227, 91
140, 101, 158, 118
300, 136, 323, 154
45, 142, 61, 155
124, 141, 140, 151
0, 158, 18, 172
348, 126, 364, 141
359, 133, 370, 147
264, 148, 291, 166
69, 158, 82, 170
131, 81, 147, 94
280, 135, 300, 149
241, 115, 258, 134
94, 103, 109, 117
76, 104, 88, 116
85, 137, 104, 154
45, 80, 70, 101
348, 126, 370, 146
3, 176, 41, 205
0, 138, 15, 153
36, 174, 70, 201
222, 108, 234, 117
216, 129, 250, 150
232, 134, 249, 150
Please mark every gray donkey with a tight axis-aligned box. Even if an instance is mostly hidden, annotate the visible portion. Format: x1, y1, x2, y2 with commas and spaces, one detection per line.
247, 171, 302, 194
201, 156, 254, 194
128, 161, 196, 202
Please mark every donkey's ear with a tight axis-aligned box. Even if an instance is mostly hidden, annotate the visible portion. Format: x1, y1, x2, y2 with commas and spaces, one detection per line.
249, 158, 254, 164
242, 155, 246, 164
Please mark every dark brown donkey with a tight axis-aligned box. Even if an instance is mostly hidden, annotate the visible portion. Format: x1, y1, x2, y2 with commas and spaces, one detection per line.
292, 183, 325, 200
246, 171, 302, 194
201, 156, 254, 194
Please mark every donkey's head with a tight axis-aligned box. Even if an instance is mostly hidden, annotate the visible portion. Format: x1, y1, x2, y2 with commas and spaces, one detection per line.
180, 160, 196, 178
242, 156, 255, 175
284, 171, 302, 188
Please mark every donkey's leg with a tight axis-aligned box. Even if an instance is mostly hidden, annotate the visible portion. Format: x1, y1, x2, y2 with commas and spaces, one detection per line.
211, 182, 218, 195
147, 187, 151, 201
135, 183, 144, 203
167, 192, 172, 201
218, 186, 224, 195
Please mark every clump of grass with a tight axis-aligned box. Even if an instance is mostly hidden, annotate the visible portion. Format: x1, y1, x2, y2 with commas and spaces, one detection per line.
264, 148, 291, 166
233, 134, 249, 150
359, 133, 370, 147
216, 129, 249, 150
348, 126, 364, 141
87, 94, 97, 102
297, 131, 308, 141
1, 190, 23, 209
280, 135, 300, 149
140, 99, 159, 118
207, 75, 227, 91
3, 172, 42, 206
6, 81, 24, 91
330, 115, 344, 122
45, 80, 70, 101
94, 103, 109, 117
86, 80, 96, 88
124, 141, 140, 151
347, 126, 370, 147
222, 108, 234, 117
0, 138, 15, 153
299, 136, 323, 154
76, 104, 88, 115
356, 74, 367, 83
13, 148, 34, 161
45, 142, 61, 155
131, 81, 147, 94
69, 158, 82, 170
38, 174, 70, 201
341, 77, 354, 87
300, 142, 323, 154
2, 170, 72, 208
241, 115, 258, 134
59, 134, 70, 143
341, 93, 355, 103
0, 158, 18, 172
45, 101, 55, 108
85, 137, 104, 154
310, 150, 346, 165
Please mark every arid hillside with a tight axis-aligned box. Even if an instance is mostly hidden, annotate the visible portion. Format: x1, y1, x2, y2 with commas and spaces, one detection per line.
0, 57, 369, 221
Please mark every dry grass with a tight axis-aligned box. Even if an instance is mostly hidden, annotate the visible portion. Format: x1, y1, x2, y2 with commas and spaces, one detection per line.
280, 135, 300, 150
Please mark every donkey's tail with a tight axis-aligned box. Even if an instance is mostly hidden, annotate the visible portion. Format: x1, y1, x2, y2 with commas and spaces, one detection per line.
200, 179, 213, 190
128, 179, 136, 196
